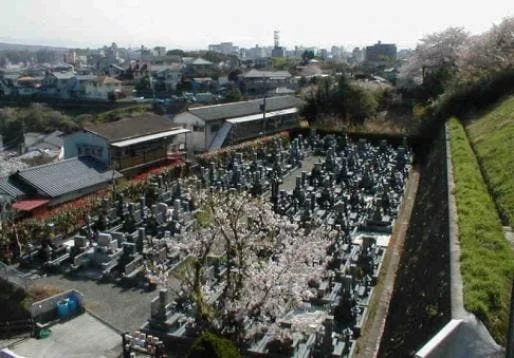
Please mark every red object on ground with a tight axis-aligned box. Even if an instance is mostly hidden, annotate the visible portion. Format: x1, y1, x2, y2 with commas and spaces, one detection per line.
12, 199, 50, 212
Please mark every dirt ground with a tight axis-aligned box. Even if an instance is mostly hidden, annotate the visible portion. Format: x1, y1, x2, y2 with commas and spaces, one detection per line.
378, 131, 452, 357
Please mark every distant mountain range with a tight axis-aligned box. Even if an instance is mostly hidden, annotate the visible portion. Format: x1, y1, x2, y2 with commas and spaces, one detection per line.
0, 42, 69, 52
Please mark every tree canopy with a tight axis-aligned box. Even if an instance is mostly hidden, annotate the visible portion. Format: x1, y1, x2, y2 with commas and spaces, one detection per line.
172, 190, 334, 343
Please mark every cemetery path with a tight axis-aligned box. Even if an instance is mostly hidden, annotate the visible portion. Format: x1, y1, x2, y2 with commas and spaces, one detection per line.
280, 155, 321, 192
354, 167, 420, 358
33, 273, 180, 333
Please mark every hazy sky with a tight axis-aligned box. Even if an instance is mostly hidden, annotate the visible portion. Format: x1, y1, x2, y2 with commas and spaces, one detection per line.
1, 0, 512, 50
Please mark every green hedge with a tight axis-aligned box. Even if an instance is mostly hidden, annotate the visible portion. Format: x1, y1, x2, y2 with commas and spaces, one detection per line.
466, 96, 514, 227
188, 331, 240, 358
449, 118, 514, 345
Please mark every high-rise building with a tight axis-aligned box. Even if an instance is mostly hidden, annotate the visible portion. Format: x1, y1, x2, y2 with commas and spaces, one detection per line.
208, 42, 238, 55
365, 41, 397, 63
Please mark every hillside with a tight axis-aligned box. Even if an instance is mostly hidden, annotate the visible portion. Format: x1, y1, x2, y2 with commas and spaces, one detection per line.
0, 41, 68, 52
449, 118, 514, 345
465, 95, 514, 227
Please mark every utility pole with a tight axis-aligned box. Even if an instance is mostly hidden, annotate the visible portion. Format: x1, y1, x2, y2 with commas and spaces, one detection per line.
260, 76, 267, 136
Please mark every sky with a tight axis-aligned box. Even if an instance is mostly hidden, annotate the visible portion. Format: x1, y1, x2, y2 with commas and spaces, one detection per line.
0, 0, 512, 51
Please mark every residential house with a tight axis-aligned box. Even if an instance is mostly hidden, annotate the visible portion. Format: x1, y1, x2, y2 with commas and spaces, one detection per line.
0, 72, 20, 95
7, 156, 123, 209
63, 114, 190, 175
16, 76, 42, 96
140, 55, 182, 66
183, 58, 215, 78
150, 64, 183, 92
41, 71, 79, 98
0, 176, 25, 205
77, 75, 122, 100
238, 69, 293, 97
191, 77, 217, 93
23, 130, 63, 156
298, 64, 324, 79
109, 64, 126, 78
172, 95, 304, 153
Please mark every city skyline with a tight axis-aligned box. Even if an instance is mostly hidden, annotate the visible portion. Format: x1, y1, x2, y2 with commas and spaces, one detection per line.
1, 0, 512, 51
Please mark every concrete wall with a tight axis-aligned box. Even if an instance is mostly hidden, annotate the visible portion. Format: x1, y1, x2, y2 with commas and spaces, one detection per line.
173, 112, 207, 152
30, 289, 84, 323
63, 131, 110, 165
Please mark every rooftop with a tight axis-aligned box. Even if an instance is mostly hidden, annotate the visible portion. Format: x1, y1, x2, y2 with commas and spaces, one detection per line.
190, 57, 213, 66
16, 156, 122, 198
51, 72, 76, 80
0, 176, 24, 199
84, 114, 178, 142
187, 95, 305, 122
242, 69, 292, 79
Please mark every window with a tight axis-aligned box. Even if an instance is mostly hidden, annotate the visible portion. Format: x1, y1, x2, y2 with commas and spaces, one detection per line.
193, 124, 204, 132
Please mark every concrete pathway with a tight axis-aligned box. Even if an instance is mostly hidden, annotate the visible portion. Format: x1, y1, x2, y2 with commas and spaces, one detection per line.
446, 124, 466, 319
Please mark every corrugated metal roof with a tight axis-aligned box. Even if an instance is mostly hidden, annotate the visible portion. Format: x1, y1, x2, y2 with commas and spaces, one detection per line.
0, 176, 24, 199
84, 114, 177, 142
226, 108, 298, 124
188, 95, 305, 122
17, 157, 122, 198
111, 128, 190, 147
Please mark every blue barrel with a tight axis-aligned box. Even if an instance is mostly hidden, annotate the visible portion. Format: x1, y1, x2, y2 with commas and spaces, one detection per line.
67, 296, 79, 315
57, 300, 69, 318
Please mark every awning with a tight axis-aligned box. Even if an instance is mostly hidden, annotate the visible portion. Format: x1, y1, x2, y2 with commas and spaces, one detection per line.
226, 108, 298, 125
12, 199, 50, 211
111, 128, 191, 148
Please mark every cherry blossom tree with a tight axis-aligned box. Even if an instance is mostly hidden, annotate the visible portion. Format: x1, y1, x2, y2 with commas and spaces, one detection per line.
171, 189, 336, 342
398, 27, 468, 96
457, 17, 514, 83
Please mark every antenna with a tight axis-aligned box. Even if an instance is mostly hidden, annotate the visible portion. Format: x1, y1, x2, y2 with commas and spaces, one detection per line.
274, 30, 280, 48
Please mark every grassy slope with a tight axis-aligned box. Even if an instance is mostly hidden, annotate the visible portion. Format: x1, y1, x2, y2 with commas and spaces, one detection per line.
466, 95, 514, 227
449, 118, 514, 345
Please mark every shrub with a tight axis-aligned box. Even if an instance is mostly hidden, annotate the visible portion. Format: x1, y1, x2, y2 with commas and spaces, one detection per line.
188, 331, 240, 358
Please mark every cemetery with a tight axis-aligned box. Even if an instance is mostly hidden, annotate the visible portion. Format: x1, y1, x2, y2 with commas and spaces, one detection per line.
7, 132, 412, 357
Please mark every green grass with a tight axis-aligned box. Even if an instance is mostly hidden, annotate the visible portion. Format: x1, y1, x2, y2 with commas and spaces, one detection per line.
449, 118, 514, 345
95, 104, 153, 123
466, 95, 514, 227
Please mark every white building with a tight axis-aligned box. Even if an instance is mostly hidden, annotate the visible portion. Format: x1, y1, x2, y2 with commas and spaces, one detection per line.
78, 75, 122, 100
172, 95, 304, 153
